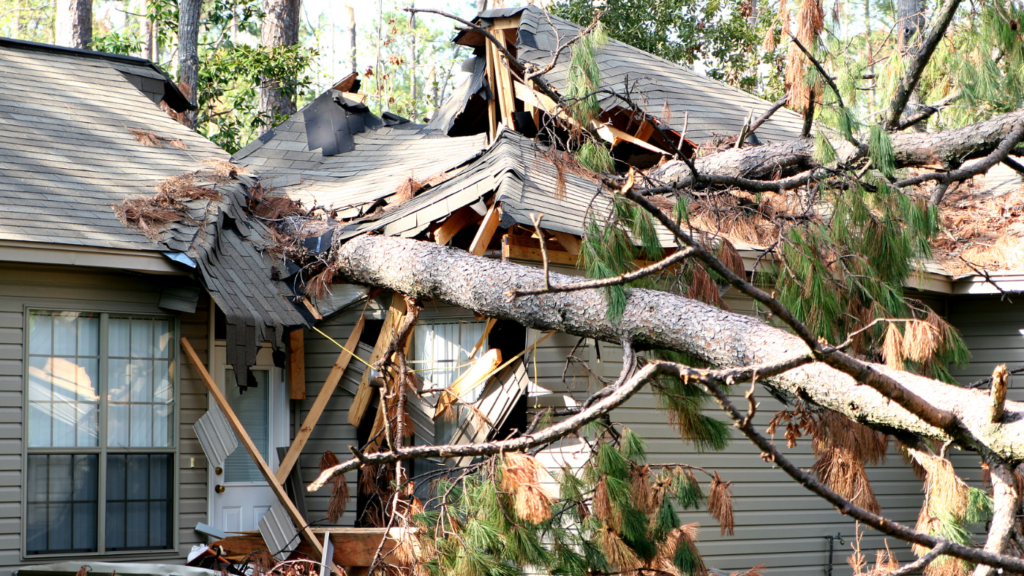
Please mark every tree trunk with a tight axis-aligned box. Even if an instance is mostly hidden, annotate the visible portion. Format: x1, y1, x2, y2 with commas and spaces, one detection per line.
897, 0, 928, 130
55, 0, 92, 49
476, 0, 487, 13
259, 0, 301, 132
409, 1, 417, 118
177, 0, 202, 129
343, 5, 356, 74
652, 107, 1024, 183
326, 234, 1024, 461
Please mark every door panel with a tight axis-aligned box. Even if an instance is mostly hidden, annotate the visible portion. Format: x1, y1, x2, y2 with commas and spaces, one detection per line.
209, 345, 289, 532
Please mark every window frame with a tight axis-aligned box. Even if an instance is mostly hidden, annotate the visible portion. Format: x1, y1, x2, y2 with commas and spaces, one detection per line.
21, 308, 181, 560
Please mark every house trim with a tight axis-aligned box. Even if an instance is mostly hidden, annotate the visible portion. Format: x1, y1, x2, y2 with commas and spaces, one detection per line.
0, 241, 187, 276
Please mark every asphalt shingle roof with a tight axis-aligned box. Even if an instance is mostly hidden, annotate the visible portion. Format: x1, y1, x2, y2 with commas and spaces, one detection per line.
0, 40, 227, 251
233, 102, 488, 215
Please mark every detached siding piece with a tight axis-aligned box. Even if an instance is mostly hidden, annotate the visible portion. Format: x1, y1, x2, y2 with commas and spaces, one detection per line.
0, 263, 210, 574
444, 360, 530, 467
194, 404, 239, 469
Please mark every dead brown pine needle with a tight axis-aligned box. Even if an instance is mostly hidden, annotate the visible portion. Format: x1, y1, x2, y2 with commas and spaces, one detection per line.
707, 471, 735, 536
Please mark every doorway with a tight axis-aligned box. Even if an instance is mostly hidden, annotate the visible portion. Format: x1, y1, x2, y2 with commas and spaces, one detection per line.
208, 344, 289, 532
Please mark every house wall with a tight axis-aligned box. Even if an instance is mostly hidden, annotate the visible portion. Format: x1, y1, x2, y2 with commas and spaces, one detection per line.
0, 262, 209, 575
301, 263, 1024, 576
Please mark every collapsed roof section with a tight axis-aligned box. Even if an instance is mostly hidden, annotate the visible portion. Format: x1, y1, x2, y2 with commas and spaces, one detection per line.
233, 89, 488, 218
115, 165, 312, 388
441, 6, 804, 148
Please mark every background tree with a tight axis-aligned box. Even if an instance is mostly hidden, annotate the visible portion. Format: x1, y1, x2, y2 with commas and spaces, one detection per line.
55, 0, 92, 47
258, 0, 301, 130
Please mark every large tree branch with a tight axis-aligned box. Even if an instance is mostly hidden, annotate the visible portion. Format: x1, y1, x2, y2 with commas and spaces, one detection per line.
974, 458, 1018, 576
695, 370, 1024, 574
884, 0, 964, 130
326, 234, 1024, 461
650, 108, 1024, 190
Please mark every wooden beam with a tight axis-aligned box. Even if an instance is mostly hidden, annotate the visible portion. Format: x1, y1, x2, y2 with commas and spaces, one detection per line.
489, 16, 520, 30
491, 28, 518, 129
469, 203, 501, 256
468, 317, 498, 359
434, 206, 482, 246
180, 337, 324, 557
484, 40, 498, 140
277, 315, 366, 483
288, 330, 306, 400
434, 349, 502, 419
503, 239, 580, 266
594, 123, 668, 155
550, 230, 581, 255
348, 293, 407, 426
303, 298, 323, 321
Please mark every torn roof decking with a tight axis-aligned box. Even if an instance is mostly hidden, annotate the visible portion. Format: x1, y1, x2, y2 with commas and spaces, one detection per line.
233, 104, 488, 214
459, 6, 805, 144
346, 130, 620, 241
0, 41, 227, 251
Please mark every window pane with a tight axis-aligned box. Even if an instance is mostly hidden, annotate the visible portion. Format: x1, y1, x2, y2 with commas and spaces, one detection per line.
53, 313, 77, 356
105, 454, 172, 551
28, 357, 51, 402
25, 454, 98, 555
78, 315, 99, 357
153, 403, 170, 448
76, 403, 98, 447
29, 312, 52, 356
109, 318, 130, 358
224, 369, 269, 483
154, 361, 171, 403
131, 360, 153, 403
155, 320, 171, 359
28, 403, 51, 448
51, 402, 75, 448
108, 403, 129, 448
130, 404, 153, 447
131, 319, 153, 358
109, 359, 130, 403
78, 358, 98, 402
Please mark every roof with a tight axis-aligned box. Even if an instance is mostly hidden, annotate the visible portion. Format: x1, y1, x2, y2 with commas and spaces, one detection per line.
232, 95, 488, 215
0, 38, 226, 252
343, 129, 618, 240
459, 6, 805, 144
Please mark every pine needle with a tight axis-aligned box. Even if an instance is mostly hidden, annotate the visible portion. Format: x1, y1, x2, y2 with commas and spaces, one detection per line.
902, 319, 939, 363
707, 472, 735, 536
882, 323, 905, 370
598, 526, 641, 571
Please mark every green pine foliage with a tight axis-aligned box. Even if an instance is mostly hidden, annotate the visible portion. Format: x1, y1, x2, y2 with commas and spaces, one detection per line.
412, 429, 733, 576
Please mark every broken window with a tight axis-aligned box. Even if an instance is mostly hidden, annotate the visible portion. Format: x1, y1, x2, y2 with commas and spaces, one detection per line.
412, 321, 486, 445
25, 311, 175, 555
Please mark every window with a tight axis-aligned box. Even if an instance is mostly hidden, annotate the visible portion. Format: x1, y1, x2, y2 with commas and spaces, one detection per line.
25, 311, 176, 556
412, 321, 486, 444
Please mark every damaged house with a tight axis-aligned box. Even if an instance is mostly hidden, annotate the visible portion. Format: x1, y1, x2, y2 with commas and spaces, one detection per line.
3, 6, 1024, 576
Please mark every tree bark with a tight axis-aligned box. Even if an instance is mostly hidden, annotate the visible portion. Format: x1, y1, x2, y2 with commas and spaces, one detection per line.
177, 0, 202, 129
259, 0, 301, 132
975, 458, 1018, 576
327, 234, 1024, 461
55, 0, 92, 49
343, 5, 356, 74
652, 107, 1024, 183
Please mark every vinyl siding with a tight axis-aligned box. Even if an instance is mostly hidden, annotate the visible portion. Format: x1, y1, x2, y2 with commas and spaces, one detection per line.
0, 262, 209, 575
295, 279, 1019, 576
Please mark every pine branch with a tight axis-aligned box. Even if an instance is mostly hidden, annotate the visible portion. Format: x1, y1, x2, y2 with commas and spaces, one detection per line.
896, 115, 1024, 198
695, 370, 1024, 575
884, 0, 965, 130
748, 93, 790, 138
622, 189, 961, 438
897, 89, 962, 130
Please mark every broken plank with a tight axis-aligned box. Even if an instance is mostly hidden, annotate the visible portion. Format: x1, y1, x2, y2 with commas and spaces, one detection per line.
277, 314, 366, 483
468, 317, 498, 359
434, 348, 503, 419
434, 205, 482, 246
180, 337, 324, 557
491, 28, 518, 129
469, 203, 501, 256
503, 238, 580, 266
550, 230, 582, 255
595, 123, 669, 155
348, 293, 406, 426
488, 16, 521, 29
289, 330, 306, 400
485, 40, 499, 141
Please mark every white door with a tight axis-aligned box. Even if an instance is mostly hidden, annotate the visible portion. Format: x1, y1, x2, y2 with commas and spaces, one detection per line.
209, 344, 289, 532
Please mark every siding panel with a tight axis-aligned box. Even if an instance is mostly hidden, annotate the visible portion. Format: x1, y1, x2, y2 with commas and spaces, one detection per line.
0, 263, 209, 575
